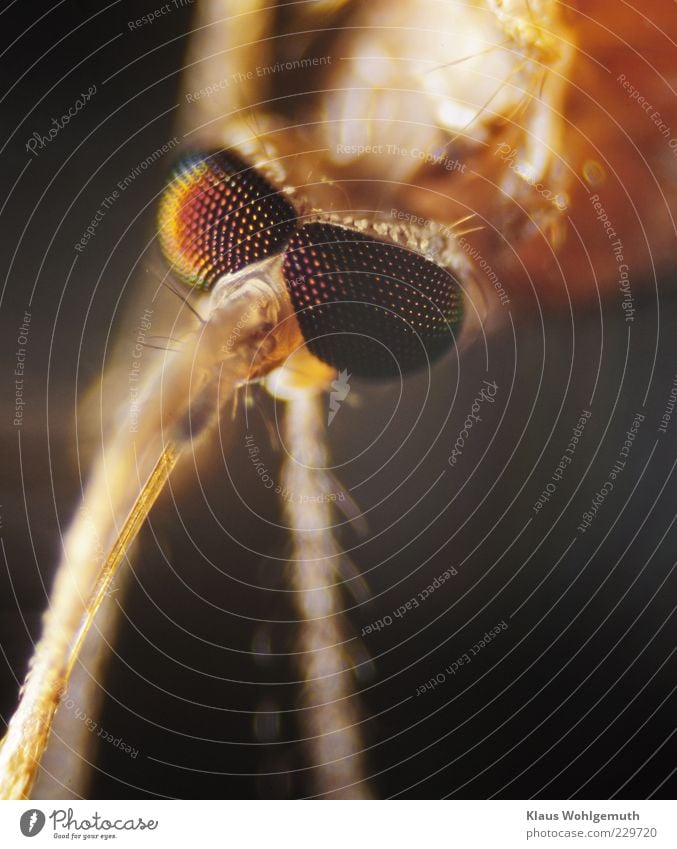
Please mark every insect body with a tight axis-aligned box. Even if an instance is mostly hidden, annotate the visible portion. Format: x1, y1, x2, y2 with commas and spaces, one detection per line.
2, 0, 674, 800
158, 149, 466, 378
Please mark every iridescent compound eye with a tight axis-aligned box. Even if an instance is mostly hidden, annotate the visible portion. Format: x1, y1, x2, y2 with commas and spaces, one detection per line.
282, 223, 464, 379
157, 149, 297, 290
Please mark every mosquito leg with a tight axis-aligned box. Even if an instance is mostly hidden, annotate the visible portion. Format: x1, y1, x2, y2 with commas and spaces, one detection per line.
0, 442, 180, 800
282, 391, 371, 799
0, 267, 298, 798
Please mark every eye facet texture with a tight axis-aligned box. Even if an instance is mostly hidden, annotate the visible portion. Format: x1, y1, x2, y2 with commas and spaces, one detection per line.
158, 150, 297, 290
282, 223, 464, 378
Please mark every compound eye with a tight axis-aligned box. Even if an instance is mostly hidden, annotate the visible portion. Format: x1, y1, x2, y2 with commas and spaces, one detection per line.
157, 149, 297, 290
282, 223, 464, 379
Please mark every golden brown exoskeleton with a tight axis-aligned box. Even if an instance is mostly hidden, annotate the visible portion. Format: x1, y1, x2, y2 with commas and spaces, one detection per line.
1, 0, 674, 799
186, 0, 675, 312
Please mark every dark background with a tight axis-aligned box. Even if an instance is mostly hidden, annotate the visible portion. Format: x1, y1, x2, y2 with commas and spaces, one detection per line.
0, 1, 675, 799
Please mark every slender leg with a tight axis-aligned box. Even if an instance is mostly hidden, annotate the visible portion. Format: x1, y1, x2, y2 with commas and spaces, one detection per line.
282, 392, 371, 798
0, 444, 180, 800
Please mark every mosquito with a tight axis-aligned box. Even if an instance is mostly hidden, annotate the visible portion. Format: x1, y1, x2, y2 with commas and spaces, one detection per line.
0, 142, 483, 798
1, 0, 673, 799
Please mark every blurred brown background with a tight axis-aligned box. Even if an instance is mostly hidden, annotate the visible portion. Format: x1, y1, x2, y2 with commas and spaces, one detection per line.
0, 1, 676, 799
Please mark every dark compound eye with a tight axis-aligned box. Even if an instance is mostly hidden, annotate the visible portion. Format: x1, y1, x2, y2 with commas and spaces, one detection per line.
282, 223, 464, 379
157, 149, 297, 290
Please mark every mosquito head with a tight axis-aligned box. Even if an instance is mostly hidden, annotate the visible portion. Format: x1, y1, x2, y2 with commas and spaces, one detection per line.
158, 149, 468, 384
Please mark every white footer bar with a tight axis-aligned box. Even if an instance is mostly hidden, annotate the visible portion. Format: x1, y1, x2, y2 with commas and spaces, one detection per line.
1, 800, 674, 848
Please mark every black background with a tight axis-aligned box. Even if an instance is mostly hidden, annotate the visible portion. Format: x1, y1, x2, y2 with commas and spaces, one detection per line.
0, 1, 676, 799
